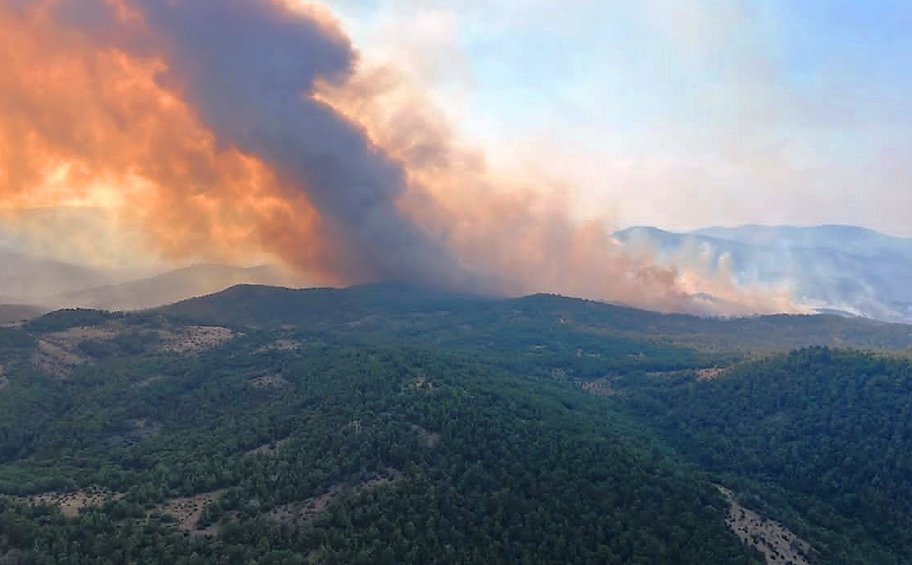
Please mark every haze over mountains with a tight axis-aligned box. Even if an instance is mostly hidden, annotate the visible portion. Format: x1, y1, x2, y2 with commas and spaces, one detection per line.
0, 246, 296, 314
616, 224, 912, 323
3, 221, 910, 325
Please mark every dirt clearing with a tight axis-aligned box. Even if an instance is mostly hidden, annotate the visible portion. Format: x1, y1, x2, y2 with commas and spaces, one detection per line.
24, 487, 124, 518
159, 326, 235, 354
269, 472, 401, 525
697, 367, 726, 380
717, 485, 813, 565
248, 374, 289, 389
156, 489, 226, 535
30, 324, 121, 377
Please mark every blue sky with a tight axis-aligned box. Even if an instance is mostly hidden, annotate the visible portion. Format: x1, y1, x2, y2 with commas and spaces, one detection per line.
322, 1, 912, 235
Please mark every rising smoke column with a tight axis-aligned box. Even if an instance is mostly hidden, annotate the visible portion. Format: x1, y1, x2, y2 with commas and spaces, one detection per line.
0, 0, 798, 315
129, 0, 474, 289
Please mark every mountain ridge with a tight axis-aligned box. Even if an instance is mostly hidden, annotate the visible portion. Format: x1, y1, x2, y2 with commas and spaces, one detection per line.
159, 282, 912, 352
615, 224, 912, 323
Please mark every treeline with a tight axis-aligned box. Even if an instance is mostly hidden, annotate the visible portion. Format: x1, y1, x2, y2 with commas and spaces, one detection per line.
0, 331, 757, 563
623, 346, 912, 562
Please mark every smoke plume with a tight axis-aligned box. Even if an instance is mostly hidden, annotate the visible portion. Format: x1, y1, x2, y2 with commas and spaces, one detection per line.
0, 0, 797, 315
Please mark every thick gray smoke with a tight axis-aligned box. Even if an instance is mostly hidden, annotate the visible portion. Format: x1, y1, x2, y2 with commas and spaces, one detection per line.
1, 0, 799, 316
130, 0, 473, 289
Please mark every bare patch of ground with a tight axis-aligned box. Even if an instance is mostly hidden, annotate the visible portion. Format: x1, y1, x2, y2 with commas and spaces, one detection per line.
717, 485, 813, 565
105, 418, 163, 449
136, 375, 166, 388
24, 487, 124, 518
269, 472, 402, 525
697, 367, 726, 380
244, 438, 290, 458
256, 339, 302, 353
31, 324, 121, 377
579, 379, 615, 397
157, 489, 226, 536
131, 418, 161, 437
411, 425, 441, 448
55, 325, 121, 342
248, 374, 289, 389
32, 339, 88, 378
408, 375, 437, 394
159, 326, 235, 354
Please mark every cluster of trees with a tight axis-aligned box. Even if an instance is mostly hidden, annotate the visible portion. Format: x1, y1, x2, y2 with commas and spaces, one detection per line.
8, 297, 912, 562
623, 346, 912, 562
0, 318, 757, 563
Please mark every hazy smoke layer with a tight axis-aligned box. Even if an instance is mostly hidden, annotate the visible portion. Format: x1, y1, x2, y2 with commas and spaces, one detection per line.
0, 0, 797, 315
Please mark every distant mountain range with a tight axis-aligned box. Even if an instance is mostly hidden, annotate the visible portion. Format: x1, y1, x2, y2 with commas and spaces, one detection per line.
0, 304, 47, 325
0, 206, 300, 313
0, 245, 120, 303
4, 220, 911, 323
54, 263, 297, 311
0, 246, 297, 313
615, 225, 912, 323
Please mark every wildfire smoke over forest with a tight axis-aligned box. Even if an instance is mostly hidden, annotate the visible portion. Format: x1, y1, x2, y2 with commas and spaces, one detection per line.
0, 0, 797, 315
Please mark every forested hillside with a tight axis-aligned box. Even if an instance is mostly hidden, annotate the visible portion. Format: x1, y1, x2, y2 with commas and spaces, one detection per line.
622, 347, 912, 562
1, 286, 912, 562
0, 308, 755, 563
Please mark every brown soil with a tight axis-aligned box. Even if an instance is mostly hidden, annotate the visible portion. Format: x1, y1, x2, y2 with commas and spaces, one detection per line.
159, 326, 235, 354
408, 375, 437, 393
131, 418, 161, 438
269, 472, 402, 525
32, 339, 88, 378
248, 374, 289, 389
697, 367, 726, 380
31, 324, 121, 377
411, 425, 441, 448
57, 326, 121, 341
24, 487, 124, 518
580, 379, 615, 397
256, 339, 302, 353
157, 489, 226, 535
136, 375, 166, 387
244, 438, 290, 458
717, 485, 813, 565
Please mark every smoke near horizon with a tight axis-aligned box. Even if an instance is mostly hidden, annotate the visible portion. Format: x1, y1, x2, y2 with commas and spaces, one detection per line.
0, 0, 798, 316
